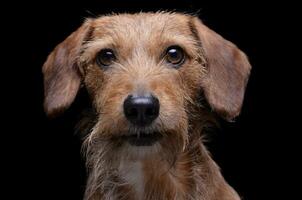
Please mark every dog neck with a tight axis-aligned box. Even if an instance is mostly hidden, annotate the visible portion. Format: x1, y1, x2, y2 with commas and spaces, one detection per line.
83, 134, 240, 200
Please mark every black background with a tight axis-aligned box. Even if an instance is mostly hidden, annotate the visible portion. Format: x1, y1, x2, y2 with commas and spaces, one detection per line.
4, 1, 297, 200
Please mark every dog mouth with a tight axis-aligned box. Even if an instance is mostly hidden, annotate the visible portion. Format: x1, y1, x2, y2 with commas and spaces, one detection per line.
121, 131, 162, 146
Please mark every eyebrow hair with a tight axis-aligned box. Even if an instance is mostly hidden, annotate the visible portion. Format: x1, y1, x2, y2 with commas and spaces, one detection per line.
160, 34, 200, 58
80, 37, 117, 60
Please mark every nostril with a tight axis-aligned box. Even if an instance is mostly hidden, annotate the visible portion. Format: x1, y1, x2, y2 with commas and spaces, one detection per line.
147, 96, 159, 118
124, 96, 139, 119
145, 107, 155, 116
128, 107, 138, 117
145, 104, 159, 117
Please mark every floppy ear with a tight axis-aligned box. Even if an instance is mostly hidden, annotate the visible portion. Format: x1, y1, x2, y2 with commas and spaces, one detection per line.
192, 17, 251, 121
42, 19, 92, 117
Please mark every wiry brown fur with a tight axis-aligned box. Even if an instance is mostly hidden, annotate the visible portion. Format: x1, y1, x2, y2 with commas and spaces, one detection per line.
42, 12, 251, 200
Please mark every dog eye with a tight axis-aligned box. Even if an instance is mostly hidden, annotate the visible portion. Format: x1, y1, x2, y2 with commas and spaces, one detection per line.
165, 46, 185, 67
96, 49, 116, 67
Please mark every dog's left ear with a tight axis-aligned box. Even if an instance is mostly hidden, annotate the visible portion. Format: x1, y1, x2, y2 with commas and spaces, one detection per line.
191, 17, 251, 121
42, 19, 93, 117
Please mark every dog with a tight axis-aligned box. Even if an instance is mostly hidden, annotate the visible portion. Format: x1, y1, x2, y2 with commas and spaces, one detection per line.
42, 12, 251, 200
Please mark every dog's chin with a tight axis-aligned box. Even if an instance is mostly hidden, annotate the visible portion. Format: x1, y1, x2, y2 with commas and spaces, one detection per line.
121, 131, 163, 146
118, 131, 163, 160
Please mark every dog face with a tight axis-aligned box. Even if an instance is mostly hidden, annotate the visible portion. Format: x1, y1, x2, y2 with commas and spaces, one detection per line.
81, 13, 204, 156
43, 12, 251, 159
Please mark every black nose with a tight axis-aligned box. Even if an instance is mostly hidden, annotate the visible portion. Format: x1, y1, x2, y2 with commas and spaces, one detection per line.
123, 95, 160, 126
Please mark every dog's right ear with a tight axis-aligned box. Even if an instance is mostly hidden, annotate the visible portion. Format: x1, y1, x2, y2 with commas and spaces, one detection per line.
42, 19, 93, 117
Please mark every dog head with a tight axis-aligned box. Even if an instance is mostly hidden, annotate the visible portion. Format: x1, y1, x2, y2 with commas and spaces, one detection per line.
43, 12, 251, 158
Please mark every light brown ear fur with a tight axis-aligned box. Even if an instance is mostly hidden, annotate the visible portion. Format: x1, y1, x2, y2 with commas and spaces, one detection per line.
192, 17, 251, 121
42, 19, 92, 117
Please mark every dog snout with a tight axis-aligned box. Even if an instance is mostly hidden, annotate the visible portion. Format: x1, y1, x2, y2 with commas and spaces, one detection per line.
123, 94, 159, 126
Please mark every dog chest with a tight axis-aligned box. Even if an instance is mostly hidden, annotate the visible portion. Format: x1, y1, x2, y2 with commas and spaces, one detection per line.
119, 160, 144, 199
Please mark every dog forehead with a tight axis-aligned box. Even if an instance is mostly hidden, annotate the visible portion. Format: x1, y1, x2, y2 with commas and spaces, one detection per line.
91, 13, 192, 42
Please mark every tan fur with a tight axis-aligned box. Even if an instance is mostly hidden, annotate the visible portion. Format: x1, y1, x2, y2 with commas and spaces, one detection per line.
42, 12, 251, 200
